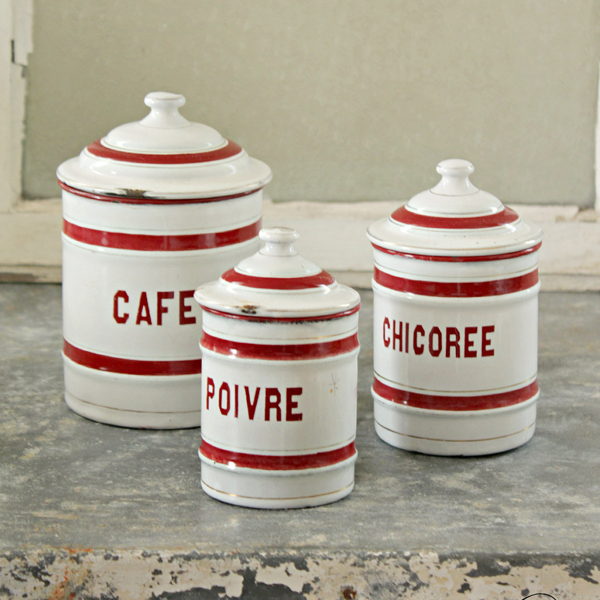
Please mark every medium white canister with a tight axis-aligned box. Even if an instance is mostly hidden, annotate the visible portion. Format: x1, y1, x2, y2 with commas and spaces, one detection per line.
58, 92, 272, 429
367, 159, 543, 456
194, 228, 361, 508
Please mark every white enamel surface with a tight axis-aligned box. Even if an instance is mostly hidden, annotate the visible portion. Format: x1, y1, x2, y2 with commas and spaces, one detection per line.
57, 149, 272, 199
373, 284, 539, 394
200, 456, 355, 509
202, 309, 359, 343
197, 297, 359, 507
200, 350, 358, 454
63, 236, 258, 360
366, 159, 543, 257
64, 358, 201, 428
194, 228, 361, 319
235, 227, 321, 277
373, 247, 539, 281
368, 214, 543, 256
56, 91, 272, 199
195, 279, 360, 319
104, 92, 226, 153
62, 188, 262, 428
62, 189, 262, 233
368, 160, 542, 455
373, 394, 537, 456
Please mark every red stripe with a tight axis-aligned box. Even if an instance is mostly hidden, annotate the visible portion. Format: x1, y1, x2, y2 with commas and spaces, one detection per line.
87, 138, 243, 164
374, 267, 538, 297
200, 440, 356, 471
200, 304, 361, 323
201, 332, 359, 360
63, 340, 202, 376
58, 180, 262, 205
63, 219, 260, 251
391, 206, 520, 229
221, 269, 336, 290
372, 242, 542, 262
373, 377, 539, 411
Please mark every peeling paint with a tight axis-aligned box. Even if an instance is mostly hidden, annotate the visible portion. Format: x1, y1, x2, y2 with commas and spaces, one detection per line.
1, 551, 598, 600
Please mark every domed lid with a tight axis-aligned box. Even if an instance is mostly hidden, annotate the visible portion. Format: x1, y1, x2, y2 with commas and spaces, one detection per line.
194, 227, 361, 320
367, 159, 543, 257
57, 92, 272, 200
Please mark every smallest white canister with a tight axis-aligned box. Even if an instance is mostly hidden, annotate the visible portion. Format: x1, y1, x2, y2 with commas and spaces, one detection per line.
194, 228, 361, 508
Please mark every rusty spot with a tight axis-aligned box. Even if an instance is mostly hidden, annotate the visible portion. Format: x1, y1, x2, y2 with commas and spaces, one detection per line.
341, 586, 357, 599
240, 304, 258, 315
65, 547, 92, 554
122, 188, 148, 197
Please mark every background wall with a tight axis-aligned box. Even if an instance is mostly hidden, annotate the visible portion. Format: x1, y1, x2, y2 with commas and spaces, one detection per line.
23, 0, 600, 205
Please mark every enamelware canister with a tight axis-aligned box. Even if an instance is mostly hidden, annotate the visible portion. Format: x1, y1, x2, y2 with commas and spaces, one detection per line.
58, 91, 272, 429
367, 159, 543, 456
194, 228, 361, 508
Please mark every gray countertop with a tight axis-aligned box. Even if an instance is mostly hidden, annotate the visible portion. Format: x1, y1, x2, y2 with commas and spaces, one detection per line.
1, 285, 598, 599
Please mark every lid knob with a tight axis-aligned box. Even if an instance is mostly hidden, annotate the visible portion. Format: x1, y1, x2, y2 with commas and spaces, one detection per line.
259, 227, 300, 257
431, 158, 479, 196
140, 92, 190, 129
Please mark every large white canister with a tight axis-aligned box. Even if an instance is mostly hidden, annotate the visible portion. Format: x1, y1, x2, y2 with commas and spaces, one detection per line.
194, 228, 361, 508
58, 92, 272, 429
367, 159, 543, 456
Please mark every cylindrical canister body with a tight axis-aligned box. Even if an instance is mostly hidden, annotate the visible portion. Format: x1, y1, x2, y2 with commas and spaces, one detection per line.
367, 160, 543, 455
58, 92, 271, 428
195, 228, 361, 508
61, 188, 262, 428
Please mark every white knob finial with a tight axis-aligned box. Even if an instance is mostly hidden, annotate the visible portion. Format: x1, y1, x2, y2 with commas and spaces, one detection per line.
259, 227, 299, 257
431, 159, 479, 196
140, 92, 190, 129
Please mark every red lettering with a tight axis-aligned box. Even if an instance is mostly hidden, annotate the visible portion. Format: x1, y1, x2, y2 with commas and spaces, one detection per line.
465, 326, 477, 357
393, 320, 402, 351
136, 292, 152, 325
218, 382, 230, 416
179, 290, 197, 325
205, 377, 215, 410
157, 291, 174, 326
285, 387, 303, 422
245, 386, 260, 420
405, 322, 409, 354
413, 325, 425, 355
446, 327, 461, 358
429, 327, 442, 357
383, 317, 391, 348
234, 384, 239, 418
482, 325, 495, 357
113, 290, 129, 324
265, 388, 282, 421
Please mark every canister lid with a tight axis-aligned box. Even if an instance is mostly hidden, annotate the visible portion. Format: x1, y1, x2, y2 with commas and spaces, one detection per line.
57, 91, 272, 200
194, 228, 361, 320
367, 159, 543, 257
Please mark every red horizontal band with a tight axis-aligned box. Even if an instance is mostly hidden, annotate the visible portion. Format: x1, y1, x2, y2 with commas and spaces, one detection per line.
200, 440, 356, 471
372, 242, 542, 262
373, 377, 539, 411
63, 218, 260, 252
374, 267, 538, 297
221, 269, 336, 290
63, 340, 202, 376
201, 332, 359, 360
86, 138, 243, 164
200, 304, 361, 323
58, 179, 262, 205
391, 206, 520, 229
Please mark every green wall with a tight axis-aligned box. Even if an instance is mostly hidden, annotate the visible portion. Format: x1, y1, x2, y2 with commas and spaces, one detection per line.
23, 0, 600, 205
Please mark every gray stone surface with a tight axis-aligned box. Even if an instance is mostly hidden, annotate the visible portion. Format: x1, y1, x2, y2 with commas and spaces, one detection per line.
0, 285, 599, 598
